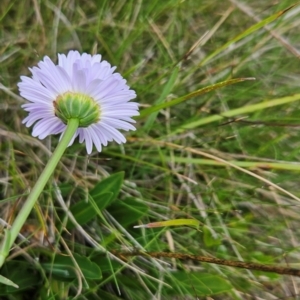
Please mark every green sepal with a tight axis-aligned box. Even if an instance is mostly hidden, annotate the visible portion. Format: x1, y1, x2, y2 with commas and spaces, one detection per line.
54, 92, 100, 127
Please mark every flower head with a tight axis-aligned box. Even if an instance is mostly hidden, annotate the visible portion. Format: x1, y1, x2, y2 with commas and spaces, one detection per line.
18, 50, 138, 154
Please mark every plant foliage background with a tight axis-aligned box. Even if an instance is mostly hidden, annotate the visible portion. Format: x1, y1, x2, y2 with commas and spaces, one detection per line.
1, 0, 300, 299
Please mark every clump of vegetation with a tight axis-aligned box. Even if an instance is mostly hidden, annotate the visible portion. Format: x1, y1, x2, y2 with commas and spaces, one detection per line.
1, 0, 300, 299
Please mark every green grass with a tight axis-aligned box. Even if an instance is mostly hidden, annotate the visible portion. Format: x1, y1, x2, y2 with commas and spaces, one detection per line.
1, 0, 300, 299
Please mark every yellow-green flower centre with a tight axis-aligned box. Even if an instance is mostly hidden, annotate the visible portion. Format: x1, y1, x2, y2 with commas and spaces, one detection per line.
53, 92, 100, 127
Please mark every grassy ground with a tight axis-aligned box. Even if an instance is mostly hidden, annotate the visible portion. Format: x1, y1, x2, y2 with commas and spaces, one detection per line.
1, 0, 300, 299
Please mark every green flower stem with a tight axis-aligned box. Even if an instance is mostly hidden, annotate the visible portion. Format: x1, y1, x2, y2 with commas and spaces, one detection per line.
0, 118, 79, 268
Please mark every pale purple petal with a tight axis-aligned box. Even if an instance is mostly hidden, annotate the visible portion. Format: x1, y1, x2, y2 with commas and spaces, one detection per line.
97, 122, 126, 144
18, 77, 55, 103
99, 117, 136, 131
19, 50, 138, 153
71, 66, 87, 93
32, 117, 65, 139
77, 129, 93, 154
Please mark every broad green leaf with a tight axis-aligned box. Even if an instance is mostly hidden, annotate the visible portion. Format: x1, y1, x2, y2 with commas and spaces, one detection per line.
42, 253, 102, 280
67, 172, 124, 228
203, 226, 221, 247
108, 197, 148, 227
90, 172, 124, 203
252, 251, 274, 264
164, 272, 232, 296
91, 254, 122, 273
57, 182, 77, 197
67, 192, 113, 229
249, 252, 279, 280
115, 274, 151, 299
92, 290, 124, 300
0, 261, 40, 295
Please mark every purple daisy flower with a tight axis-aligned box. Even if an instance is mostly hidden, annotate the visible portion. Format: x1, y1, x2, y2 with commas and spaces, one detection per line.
18, 50, 138, 154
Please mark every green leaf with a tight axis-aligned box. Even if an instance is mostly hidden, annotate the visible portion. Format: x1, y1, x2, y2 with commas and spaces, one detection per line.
198, 4, 299, 67
108, 197, 148, 227
134, 218, 200, 229
67, 192, 113, 229
114, 274, 149, 299
165, 272, 232, 296
42, 253, 102, 280
138, 78, 254, 118
67, 172, 125, 228
0, 275, 18, 288
90, 172, 124, 203
143, 64, 180, 130
173, 93, 300, 134
57, 182, 77, 197
0, 261, 40, 295
91, 254, 122, 273
203, 226, 221, 247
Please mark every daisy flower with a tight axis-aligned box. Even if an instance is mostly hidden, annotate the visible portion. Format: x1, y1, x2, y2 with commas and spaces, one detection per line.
18, 50, 138, 154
